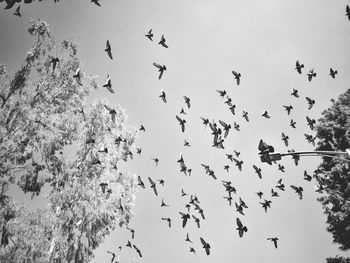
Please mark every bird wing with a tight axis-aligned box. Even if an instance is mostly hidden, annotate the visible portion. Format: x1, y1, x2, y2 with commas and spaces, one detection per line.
232, 70, 238, 77
176, 115, 182, 123
219, 120, 228, 128
153, 62, 161, 69
148, 177, 154, 185
236, 217, 243, 228
290, 185, 298, 191
200, 237, 207, 246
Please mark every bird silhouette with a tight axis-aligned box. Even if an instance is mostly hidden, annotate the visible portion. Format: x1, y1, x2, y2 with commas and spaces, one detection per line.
229, 105, 236, 115
252, 165, 262, 179
103, 75, 114, 93
105, 40, 113, 60
183, 96, 191, 109
306, 116, 316, 130
242, 111, 249, 122
158, 34, 168, 48
290, 119, 296, 129
271, 188, 279, 197
179, 212, 190, 228
133, 244, 142, 258
235, 202, 245, 216
136, 148, 142, 156
217, 89, 227, 98
219, 120, 231, 138
73, 68, 82, 86
184, 140, 191, 147
91, 0, 101, 6
267, 237, 279, 248
161, 198, 169, 207
152, 158, 159, 166
181, 189, 188, 197
291, 88, 299, 98
161, 217, 171, 227
176, 115, 186, 132
305, 97, 315, 110
137, 176, 145, 188
139, 125, 146, 132
307, 68, 316, 81
290, 185, 303, 200
346, 5, 350, 20
283, 105, 293, 115
145, 29, 153, 41
276, 178, 285, 191
158, 179, 165, 186
107, 251, 115, 262
223, 195, 233, 206
189, 247, 196, 255
159, 89, 167, 103
278, 164, 285, 172
126, 227, 135, 239
304, 133, 316, 146
186, 232, 193, 243
295, 60, 304, 74
148, 177, 158, 196
200, 117, 209, 127
256, 191, 263, 199
180, 108, 187, 115
261, 110, 270, 118
105, 105, 116, 123
330, 68, 338, 78
233, 122, 240, 131
304, 171, 312, 181
192, 215, 200, 228
260, 199, 272, 213
281, 132, 289, 146
288, 149, 300, 165
232, 70, 241, 85
13, 5, 21, 17
200, 237, 211, 255
153, 63, 167, 79
232, 157, 243, 171
236, 218, 248, 238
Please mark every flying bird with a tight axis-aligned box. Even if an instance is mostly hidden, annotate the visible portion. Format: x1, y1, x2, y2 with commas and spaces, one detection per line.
180, 108, 187, 115
186, 233, 193, 243
133, 244, 142, 258
158, 34, 168, 48
290, 185, 303, 200
233, 122, 240, 131
346, 5, 350, 20
189, 247, 196, 255
73, 68, 82, 86
295, 60, 304, 74
103, 75, 114, 93
278, 164, 285, 172
104, 105, 116, 123
260, 199, 272, 213
276, 178, 285, 191
200, 237, 211, 255
304, 133, 316, 146
236, 218, 248, 238
261, 110, 270, 118
137, 175, 145, 188
217, 89, 227, 98
242, 111, 249, 122
200, 117, 209, 127
159, 89, 167, 103
290, 119, 296, 129
252, 165, 262, 179
148, 177, 158, 196
192, 215, 200, 228
281, 132, 289, 146
139, 125, 146, 132
91, 0, 101, 6
161, 198, 169, 207
145, 29, 153, 41
232, 157, 243, 171
152, 158, 159, 166
105, 40, 113, 59
304, 171, 312, 181
153, 63, 167, 79
271, 188, 279, 197
306, 116, 316, 130
161, 217, 171, 228
291, 88, 299, 98
219, 120, 231, 138
283, 105, 293, 115
305, 97, 315, 110
126, 227, 135, 239
183, 96, 191, 109
232, 70, 241, 85
229, 104, 236, 115
267, 237, 279, 248
107, 251, 115, 262
179, 212, 191, 228
256, 191, 263, 199
330, 68, 338, 79
13, 5, 21, 17
307, 68, 316, 82
176, 115, 186, 132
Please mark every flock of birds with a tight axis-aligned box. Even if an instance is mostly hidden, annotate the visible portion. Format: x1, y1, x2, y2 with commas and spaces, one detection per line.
2, 1, 347, 262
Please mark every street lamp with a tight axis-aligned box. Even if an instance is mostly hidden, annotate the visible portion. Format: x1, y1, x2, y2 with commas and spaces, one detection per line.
258, 140, 350, 165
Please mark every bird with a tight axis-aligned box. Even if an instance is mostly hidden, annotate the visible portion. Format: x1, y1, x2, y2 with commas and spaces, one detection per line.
307, 68, 316, 81
148, 177, 158, 196
260, 199, 272, 213
189, 247, 196, 255
223, 195, 233, 206
136, 148, 142, 156
233, 122, 240, 131
330, 68, 338, 79
200, 117, 209, 127
283, 105, 293, 115
179, 212, 190, 228
185, 233, 193, 243
256, 191, 263, 199
224, 165, 230, 172
158, 34, 168, 48
290, 119, 296, 128
306, 116, 316, 130
276, 178, 285, 191
304, 170, 312, 181
158, 179, 165, 186
281, 132, 289, 146
180, 108, 187, 115
200, 237, 211, 255
234, 150, 241, 157
153, 63, 167, 79
346, 5, 350, 20
50, 57, 60, 72
232, 70, 241, 85
176, 115, 186, 132
103, 75, 114, 93
145, 29, 153, 41
73, 68, 82, 86
290, 185, 303, 200
305, 97, 315, 110
271, 188, 279, 197
104, 105, 117, 123
235, 202, 245, 216
242, 111, 249, 122
126, 227, 135, 239
161, 198, 169, 207
91, 0, 101, 6
192, 215, 200, 228
261, 110, 270, 118
304, 133, 316, 146
161, 217, 171, 228
13, 5, 21, 17
252, 165, 262, 179
229, 105, 236, 115
219, 120, 231, 138
217, 89, 227, 98
184, 140, 191, 147
236, 218, 248, 238
232, 157, 243, 171
183, 96, 191, 109
181, 189, 188, 197
278, 164, 285, 172
295, 60, 304, 74
133, 244, 142, 258
159, 89, 167, 103
105, 40, 113, 60
288, 149, 300, 166
107, 251, 115, 262
139, 125, 146, 132
152, 158, 159, 166
267, 237, 279, 248
291, 88, 299, 98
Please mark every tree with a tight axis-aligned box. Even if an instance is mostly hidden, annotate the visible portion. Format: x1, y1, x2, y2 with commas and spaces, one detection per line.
0, 19, 137, 262
314, 89, 350, 252
327, 256, 350, 263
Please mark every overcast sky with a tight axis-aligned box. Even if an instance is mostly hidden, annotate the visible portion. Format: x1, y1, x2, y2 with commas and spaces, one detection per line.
1, 0, 350, 262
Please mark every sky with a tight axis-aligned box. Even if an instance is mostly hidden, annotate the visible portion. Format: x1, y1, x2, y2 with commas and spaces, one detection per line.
1, 0, 350, 262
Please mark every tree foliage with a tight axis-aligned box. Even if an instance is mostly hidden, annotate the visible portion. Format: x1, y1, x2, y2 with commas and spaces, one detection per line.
0, 19, 137, 262
327, 256, 350, 263
315, 89, 350, 251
